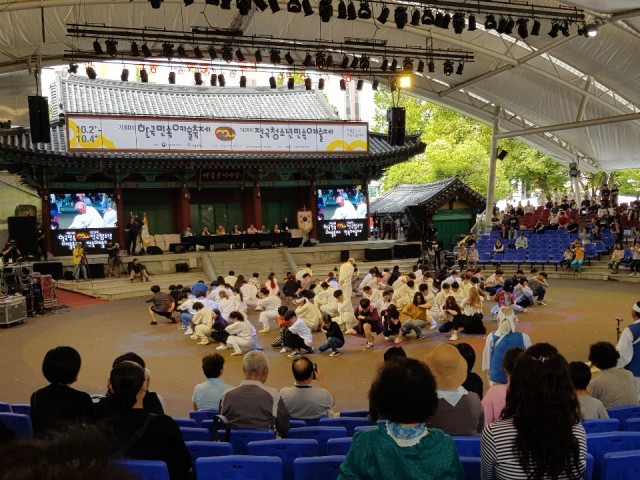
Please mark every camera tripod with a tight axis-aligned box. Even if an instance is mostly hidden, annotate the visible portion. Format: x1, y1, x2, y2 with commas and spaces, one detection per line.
108, 254, 128, 277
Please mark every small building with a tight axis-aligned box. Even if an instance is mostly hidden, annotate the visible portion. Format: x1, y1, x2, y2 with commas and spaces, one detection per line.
370, 177, 486, 248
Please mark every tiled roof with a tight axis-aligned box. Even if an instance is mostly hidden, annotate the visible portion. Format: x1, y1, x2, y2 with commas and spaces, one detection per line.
370, 177, 486, 214
50, 75, 338, 121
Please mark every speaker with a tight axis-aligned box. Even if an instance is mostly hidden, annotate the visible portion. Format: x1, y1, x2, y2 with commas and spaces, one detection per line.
33, 262, 63, 280
497, 149, 509, 160
28, 96, 51, 144
569, 162, 579, 177
8, 216, 39, 257
259, 240, 273, 249
286, 237, 303, 247
176, 262, 190, 273
387, 107, 406, 146
340, 250, 350, 262
64, 271, 74, 281
87, 263, 105, 279
214, 243, 229, 251
146, 245, 163, 255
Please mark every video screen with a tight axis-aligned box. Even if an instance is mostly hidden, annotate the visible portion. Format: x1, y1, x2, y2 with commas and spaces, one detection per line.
317, 186, 367, 220
49, 193, 117, 230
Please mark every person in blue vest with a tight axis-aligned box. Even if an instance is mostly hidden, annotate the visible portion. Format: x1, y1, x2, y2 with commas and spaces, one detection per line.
481, 307, 532, 386
616, 300, 640, 396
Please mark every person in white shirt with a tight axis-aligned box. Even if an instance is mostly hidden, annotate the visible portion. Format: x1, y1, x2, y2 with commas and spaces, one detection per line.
240, 282, 258, 307
220, 311, 261, 356
331, 196, 358, 219
256, 287, 283, 333
294, 297, 322, 331
332, 289, 357, 330
190, 302, 215, 345
102, 202, 117, 227
314, 282, 336, 311
224, 270, 237, 287
68, 201, 104, 229
339, 258, 356, 299
523, 201, 535, 214
392, 280, 416, 310
515, 233, 528, 249
362, 285, 384, 312
283, 310, 314, 356
616, 300, 640, 395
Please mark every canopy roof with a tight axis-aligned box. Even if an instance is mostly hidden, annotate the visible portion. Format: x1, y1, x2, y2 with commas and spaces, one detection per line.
0, 0, 639, 173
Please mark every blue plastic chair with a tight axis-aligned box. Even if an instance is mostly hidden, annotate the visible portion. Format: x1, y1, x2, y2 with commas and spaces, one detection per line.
453, 436, 481, 457
290, 419, 307, 429
623, 418, 640, 431
326, 437, 352, 456
0, 412, 32, 439
319, 417, 371, 436
226, 429, 276, 454
587, 452, 594, 480
353, 425, 376, 434
195, 455, 283, 480
11, 404, 31, 416
601, 449, 640, 480
583, 419, 621, 434
292, 416, 326, 427
339, 409, 369, 418
184, 440, 233, 464
586, 432, 640, 479
189, 409, 218, 427
0, 402, 11, 413
118, 459, 170, 480
174, 418, 198, 428
608, 407, 640, 429
179, 427, 211, 442
247, 439, 319, 480
293, 455, 346, 480
287, 427, 348, 456
459, 456, 481, 480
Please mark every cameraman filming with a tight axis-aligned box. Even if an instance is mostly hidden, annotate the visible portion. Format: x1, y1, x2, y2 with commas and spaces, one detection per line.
106, 240, 121, 277
129, 258, 149, 283
2, 240, 21, 264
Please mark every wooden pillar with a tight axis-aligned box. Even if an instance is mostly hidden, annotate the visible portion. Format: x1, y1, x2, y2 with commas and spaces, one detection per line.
308, 185, 317, 239
253, 186, 263, 229
40, 187, 51, 256
178, 186, 191, 233
115, 187, 125, 246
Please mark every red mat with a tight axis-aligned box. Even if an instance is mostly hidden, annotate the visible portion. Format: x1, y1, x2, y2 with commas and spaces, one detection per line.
54, 289, 107, 308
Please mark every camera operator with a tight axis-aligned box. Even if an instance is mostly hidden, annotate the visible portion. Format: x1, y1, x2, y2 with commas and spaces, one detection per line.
72, 242, 88, 281
2, 240, 21, 264
128, 258, 149, 283
106, 240, 121, 277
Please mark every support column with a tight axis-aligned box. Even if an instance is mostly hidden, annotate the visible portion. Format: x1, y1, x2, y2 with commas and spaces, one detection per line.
363, 182, 371, 239
253, 186, 263, 229
115, 187, 125, 247
40, 187, 51, 257
178, 186, 191, 233
485, 105, 502, 225
309, 185, 317, 239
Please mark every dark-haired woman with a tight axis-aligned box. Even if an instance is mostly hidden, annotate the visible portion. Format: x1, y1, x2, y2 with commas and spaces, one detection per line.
99, 362, 191, 480
481, 344, 587, 480
338, 358, 464, 479
400, 291, 430, 340
587, 341, 639, 409
437, 296, 463, 341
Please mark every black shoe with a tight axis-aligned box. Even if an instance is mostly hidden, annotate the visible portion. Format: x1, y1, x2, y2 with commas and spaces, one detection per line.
150, 321, 158, 325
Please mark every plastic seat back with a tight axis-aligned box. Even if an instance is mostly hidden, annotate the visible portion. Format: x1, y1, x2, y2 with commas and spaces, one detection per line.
179, 427, 211, 442
453, 436, 481, 457
608, 407, 640, 429
583, 419, 621, 434
287, 427, 348, 455
247, 439, 319, 480
188, 409, 219, 427
195, 455, 283, 480
0, 412, 32, 439
293, 455, 346, 480
227, 429, 276, 454
118, 459, 170, 480
185, 440, 233, 464
318, 417, 371, 436
459, 456, 481, 480
326, 437, 353, 456
11, 404, 31, 416
587, 432, 640, 478
601, 449, 640, 480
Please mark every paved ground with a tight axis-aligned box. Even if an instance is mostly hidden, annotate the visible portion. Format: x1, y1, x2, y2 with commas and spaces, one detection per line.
0, 278, 637, 419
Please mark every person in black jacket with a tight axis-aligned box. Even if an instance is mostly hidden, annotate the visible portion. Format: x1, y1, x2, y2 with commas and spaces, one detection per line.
318, 314, 345, 357
30, 346, 94, 436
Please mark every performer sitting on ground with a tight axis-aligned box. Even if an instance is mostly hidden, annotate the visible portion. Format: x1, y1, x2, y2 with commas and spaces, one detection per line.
129, 258, 149, 282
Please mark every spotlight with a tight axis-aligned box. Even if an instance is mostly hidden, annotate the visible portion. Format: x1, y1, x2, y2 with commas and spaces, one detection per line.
561, 20, 570, 37
220, 0, 232, 9
305, 77, 312, 90
356, 79, 363, 90
402, 57, 413, 72
254, 0, 268, 11
531, 19, 541, 36
468, 14, 476, 31
349, 56, 359, 69
381, 58, 389, 71
210, 74, 217, 86
421, 9, 434, 25
316, 52, 326, 69
497, 17, 507, 34
236, 49, 246, 62
484, 14, 497, 30
218, 74, 226, 86
269, 76, 277, 88
338, 0, 347, 19
177, 45, 188, 58
339, 78, 346, 90
142, 44, 152, 58
394, 7, 407, 29
93, 40, 103, 55
319, 0, 333, 22
169, 72, 176, 84
302, 0, 314, 16
184, 0, 194, 5
443, 60, 454, 76
162, 42, 174, 59
194, 46, 204, 59
222, 46, 233, 63
287, 77, 294, 89
548, 22, 560, 38
440, 13, 451, 29
452, 12, 465, 34
206, 0, 220, 4
287, 0, 301, 12
140, 68, 149, 83
131, 42, 140, 56
270, 49, 281, 64
583, 23, 598, 37
410, 10, 420, 26
456, 62, 464, 75
341, 56, 349, 69
209, 45, 218, 60
389, 78, 397, 92
517, 19, 529, 39
285, 52, 295, 65
377, 6, 389, 24
237, 0, 250, 14
358, 1, 371, 19
359, 56, 370, 70
194, 72, 203, 85
86, 66, 97, 79
428, 60, 435, 73
318, 78, 325, 90
347, 1, 357, 20
303, 53, 313, 67
254, 49, 263, 63
240, 75, 247, 87
68, 62, 78, 74
416, 60, 425, 73
121, 68, 129, 81
326, 54, 334, 67
149, 0, 163, 8
505, 18, 516, 35
398, 76, 411, 88
371, 79, 379, 90
390, 58, 398, 72
434, 11, 443, 27
268, 0, 280, 12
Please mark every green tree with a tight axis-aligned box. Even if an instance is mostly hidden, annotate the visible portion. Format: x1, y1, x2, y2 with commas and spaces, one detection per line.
612, 169, 640, 195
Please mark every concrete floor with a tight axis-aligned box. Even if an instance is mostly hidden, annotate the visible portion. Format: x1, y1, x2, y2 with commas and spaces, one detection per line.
0, 278, 638, 419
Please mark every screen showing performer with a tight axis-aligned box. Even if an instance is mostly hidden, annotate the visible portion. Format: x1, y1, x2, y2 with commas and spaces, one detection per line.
317, 187, 366, 220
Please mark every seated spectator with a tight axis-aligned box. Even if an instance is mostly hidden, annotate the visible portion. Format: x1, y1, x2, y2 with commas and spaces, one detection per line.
283, 310, 314, 357
280, 357, 334, 419
340, 357, 464, 479
481, 343, 586, 480
98, 361, 191, 480
569, 361, 609, 420
608, 242, 625, 274
219, 351, 289, 437
456, 342, 484, 400
128, 258, 149, 283
29, 346, 94, 435
425, 343, 484, 436
482, 348, 523, 425
192, 354, 232, 411
587, 341, 639, 408
146, 285, 175, 326
493, 238, 505, 255
514, 232, 528, 249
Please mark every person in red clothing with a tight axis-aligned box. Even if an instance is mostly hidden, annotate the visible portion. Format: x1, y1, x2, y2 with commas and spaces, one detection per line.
346, 298, 382, 351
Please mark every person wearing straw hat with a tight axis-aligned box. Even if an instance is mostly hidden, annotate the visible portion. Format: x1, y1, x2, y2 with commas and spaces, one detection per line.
616, 300, 640, 396
424, 343, 484, 436
482, 307, 532, 386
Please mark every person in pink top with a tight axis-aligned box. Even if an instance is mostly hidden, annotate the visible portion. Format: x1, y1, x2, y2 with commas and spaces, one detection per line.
482, 347, 523, 424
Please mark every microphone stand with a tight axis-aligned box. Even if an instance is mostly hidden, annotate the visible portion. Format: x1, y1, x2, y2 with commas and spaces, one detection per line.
81, 251, 94, 288
616, 317, 624, 342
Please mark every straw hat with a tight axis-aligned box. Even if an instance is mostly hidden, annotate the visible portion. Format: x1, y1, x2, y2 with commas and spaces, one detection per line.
424, 343, 467, 391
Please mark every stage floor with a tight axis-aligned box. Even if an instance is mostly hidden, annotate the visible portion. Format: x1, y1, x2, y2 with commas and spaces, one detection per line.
0, 278, 637, 418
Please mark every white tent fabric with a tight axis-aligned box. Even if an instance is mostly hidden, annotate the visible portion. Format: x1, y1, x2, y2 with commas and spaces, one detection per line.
0, 0, 639, 172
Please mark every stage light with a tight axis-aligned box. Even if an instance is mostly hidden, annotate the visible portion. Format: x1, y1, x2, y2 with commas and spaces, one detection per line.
210, 74, 217, 86
184, 0, 194, 5
169, 71, 176, 84
316, 52, 326, 69
142, 43, 153, 58
416, 60, 425, 73
254, 49, 263, 62
86, 66, 97, 79
130, 42, 140, 56
440, 13, 451, 29
149, 0, 163, 8
398, 76, 411, 88
347, 1, 357, 20
303, 53, 313, 67
269, 76, 277, 88
358, 1, 371, 19
421, 8, 434, 25
177, 45, 188, 58
452, 12, 465, 34
268, 0, 280, 12
194, 72, 203, 85
428, 60, 435, 73
468, 14, 476, 31
254, 0, 268, 11
208, 45, 218, 60
68, 62, 78, 74
390, 58, 398, 72
220, 0, 231, 9
240, 75, 247, 87
305, 77, 312, 90
93, 40, 103, 55
338, 0, 347, 19
222, 46, 233, 62
287, 0, 301, 12
505, 17, 515, 35
561, 20, 570, 37
434, 12, 443, 27
341, 56, 349, 69
162, 43, 175, 59
236, 49, 246, 62
394, 7, 407, 29
218, 74, 226, 86
205, 0, 219, 4
389, 78, 397, 91
285, 52, 295, 65
381, 58, 389, 71
359, 56, 370, 70
371, 78, 379, 90
531, 19, 541, 35
548, 22, 560, 38
583, 23, 598, 37
340, 78, 346, 90
326, 54, 334, 68
319, 0, 333, 22
318, 78, 325, 90
402, 57, 413, 72
410, 10, 420, 26
193, 46, 204, 59
349, 56, 359, 69
456, 62, 464, 75
121, 68, 129, 81
356, 79, 363, 90
140, 68, 149, 83
287, 77, 294, 89
485, 14, 497, 30
302, 0, 314, 16
237, 0, 251, 15
443, 60, 454, 76
270, 49, 281, 64
377, 6, 389, 24
517, 19, 529, 39
497, 17, 507, 34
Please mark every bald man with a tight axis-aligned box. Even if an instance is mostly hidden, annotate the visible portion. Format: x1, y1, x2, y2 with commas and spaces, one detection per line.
68, 202, 104, 229
331, 196, 358, 220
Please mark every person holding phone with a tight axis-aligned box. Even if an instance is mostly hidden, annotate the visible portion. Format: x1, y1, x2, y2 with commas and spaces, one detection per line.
280, 357, 334, 420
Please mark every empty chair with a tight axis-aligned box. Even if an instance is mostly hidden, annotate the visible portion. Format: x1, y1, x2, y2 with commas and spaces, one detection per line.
0, 402, 11, 413
185, 440, 233, 464
459, 456, 481, 480
195, 455, 282, 480
608, 407, 640, 428
179, 427, 210, 442
118, 459, 170, 480
586, 432, 640, 478
247, 439, 319, 480
292, 416, 327, 427
550, 251, 565, 270
174, 418, 197, 428
188, 409, 218, 427
453, 436, 481, 457
623, 418, 640, 431
327, 437, 353, 456
293, 455, 346, 480
479, 252, 492, 265
289, 419, 307, 429
601, 449, 640, 480
11, 404, 31, 416
319, 417, 371, 436
226, 429, 276, 454
0, 412, 32, 439
339, 409, 369, 418
583, 419, 621, 434
288, 427, 348, 456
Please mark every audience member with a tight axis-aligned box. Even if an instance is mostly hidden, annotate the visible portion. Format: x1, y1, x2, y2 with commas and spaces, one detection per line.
192, 354, 232, 411
280, 357, 334, 419
482, 348, 523, 425
616, 300, 640, 396
587, 341, 639, 408
456, 343, 484, 400
569, 361, 609, 420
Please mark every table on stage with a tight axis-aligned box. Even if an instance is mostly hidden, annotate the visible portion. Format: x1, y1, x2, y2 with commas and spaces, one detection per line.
180, 232, 293, 250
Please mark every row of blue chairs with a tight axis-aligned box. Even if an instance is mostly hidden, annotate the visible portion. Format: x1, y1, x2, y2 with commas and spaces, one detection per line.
187, 408, 368, 427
